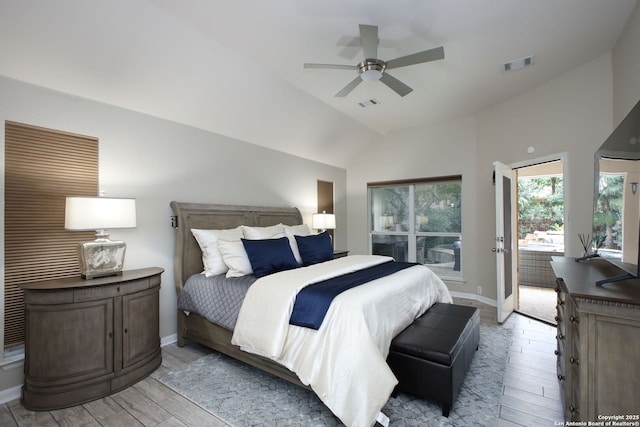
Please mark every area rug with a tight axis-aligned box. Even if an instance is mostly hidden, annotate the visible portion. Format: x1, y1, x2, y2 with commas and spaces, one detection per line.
158, 323, 512, 427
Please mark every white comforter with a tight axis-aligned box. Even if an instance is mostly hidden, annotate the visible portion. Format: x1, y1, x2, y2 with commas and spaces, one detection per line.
231, 255, 452, 427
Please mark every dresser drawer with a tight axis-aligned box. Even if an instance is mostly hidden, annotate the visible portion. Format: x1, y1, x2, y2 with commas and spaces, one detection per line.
74, 278, 152, 302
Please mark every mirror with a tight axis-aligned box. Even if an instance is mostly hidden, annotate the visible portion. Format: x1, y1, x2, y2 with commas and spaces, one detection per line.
592, 99, 640, 283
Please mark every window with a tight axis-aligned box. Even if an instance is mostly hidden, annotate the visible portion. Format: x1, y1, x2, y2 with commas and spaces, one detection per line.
4, 122, 98, 355
368, 176, 462, 279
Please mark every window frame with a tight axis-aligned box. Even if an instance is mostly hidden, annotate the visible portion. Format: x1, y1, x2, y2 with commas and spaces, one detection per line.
368, 175, 463, 281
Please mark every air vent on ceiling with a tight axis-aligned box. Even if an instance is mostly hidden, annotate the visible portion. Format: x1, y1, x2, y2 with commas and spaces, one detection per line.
504, 55, 534, 72
358, 98, 380, 108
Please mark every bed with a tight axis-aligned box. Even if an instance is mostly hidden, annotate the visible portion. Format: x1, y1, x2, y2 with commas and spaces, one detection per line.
170, 201, 452, 427
171, 201, 309, 385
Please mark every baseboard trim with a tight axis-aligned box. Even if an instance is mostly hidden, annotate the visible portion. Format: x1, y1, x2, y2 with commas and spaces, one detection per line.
161, 333, 178, 347
0, 385, 21, 405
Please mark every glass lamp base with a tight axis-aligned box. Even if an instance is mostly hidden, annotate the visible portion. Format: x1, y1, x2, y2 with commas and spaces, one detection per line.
77, 237, 127, 279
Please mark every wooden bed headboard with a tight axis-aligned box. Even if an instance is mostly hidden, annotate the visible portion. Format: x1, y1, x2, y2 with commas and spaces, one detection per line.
169, 201, 303, 295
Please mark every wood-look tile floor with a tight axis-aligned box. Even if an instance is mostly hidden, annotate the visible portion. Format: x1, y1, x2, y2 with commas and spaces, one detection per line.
498, 312, 564, 426
0, 343, 228, 427
0, 305, 563, 426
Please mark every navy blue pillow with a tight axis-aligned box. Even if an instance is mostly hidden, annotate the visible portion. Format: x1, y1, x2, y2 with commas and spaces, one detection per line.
295, 232, 333, 266
241, 237, 299, 278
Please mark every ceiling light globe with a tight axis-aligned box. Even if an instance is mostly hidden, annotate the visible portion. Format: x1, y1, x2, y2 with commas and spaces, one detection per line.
360, 69, 383, 82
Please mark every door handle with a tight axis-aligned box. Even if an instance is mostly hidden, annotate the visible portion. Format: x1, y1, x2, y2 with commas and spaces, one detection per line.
493, 236, 504, 253
494, 236, 509, 253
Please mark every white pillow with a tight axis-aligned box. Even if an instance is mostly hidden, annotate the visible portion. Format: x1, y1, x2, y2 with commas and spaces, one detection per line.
217, 239, 253, 278
284, 224, 312, 264
191, 227, 243, 276
284, 224, 311, 236
241, 224, 285, 240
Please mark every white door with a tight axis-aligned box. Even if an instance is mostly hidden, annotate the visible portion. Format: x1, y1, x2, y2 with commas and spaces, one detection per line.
494, 161, 518, 323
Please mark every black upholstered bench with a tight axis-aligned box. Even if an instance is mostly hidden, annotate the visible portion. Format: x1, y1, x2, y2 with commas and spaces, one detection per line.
387, 303, 480, 417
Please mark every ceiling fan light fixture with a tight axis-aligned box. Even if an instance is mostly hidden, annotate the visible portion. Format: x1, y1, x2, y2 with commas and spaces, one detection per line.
361, 69, 383, 82
358, 59, 385, 82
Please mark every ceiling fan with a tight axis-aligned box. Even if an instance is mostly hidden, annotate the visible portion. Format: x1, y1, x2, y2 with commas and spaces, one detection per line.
304, 24, 445, 97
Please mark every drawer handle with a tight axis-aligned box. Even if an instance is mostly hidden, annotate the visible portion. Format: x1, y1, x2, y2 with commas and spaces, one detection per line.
570, 357, 579, 365
558, 374, 565, 381
555, 287, 561, 293
555, 315, 562, 322
557, 334, 565, 340
570, 405, 579, 414
570, 315, 579, 323
554, 350, 560, 356
108, 332, 113, 338
557, 299, 564, 306
124, 328, 128, 334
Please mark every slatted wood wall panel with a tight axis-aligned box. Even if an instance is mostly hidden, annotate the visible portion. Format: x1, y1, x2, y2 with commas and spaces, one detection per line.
4, 121, 98, 348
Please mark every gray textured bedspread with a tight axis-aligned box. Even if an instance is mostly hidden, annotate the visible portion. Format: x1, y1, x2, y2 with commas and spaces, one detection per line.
178, 273, 256, 330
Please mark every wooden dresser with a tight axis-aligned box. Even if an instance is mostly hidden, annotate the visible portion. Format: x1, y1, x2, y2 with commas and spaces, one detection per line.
19, 267, 163, 410
550, 257, 640, 421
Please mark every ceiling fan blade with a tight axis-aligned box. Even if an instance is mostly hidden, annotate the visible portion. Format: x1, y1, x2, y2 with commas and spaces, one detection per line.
304, 63, 357, 70
359, 24, 378, 59
335, 76, 363, 97
385, 46, 445, 70
380, 73, 413, 97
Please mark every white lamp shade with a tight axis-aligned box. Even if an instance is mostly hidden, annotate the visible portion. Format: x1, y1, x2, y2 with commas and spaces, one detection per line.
312, 212, 336, 230
360, 69, 383, 82
65, 196, 137, 230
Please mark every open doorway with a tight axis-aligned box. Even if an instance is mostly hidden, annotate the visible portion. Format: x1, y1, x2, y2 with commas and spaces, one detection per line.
516, 160, 564, 325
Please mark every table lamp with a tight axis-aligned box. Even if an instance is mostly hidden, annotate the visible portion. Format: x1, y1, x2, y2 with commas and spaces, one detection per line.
65, 196, 137, 279
312, 211, 336, 233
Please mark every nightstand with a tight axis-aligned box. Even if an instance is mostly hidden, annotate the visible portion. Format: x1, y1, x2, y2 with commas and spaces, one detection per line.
333, 249, 349, 259
19, 267, 163, 410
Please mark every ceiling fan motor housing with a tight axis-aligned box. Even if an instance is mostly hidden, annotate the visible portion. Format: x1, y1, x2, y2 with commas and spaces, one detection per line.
358, 59, 386, 81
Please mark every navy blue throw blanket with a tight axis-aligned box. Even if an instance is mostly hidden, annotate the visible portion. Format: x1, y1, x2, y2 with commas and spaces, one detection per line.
289, 261, 418, 330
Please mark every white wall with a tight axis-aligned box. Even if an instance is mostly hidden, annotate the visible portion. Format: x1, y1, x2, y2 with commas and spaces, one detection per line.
0, 76, 347, 393
613, 0, 640, 122
346, 115, 478, 296
347, 53, 614, 303
474, 53, 613, 299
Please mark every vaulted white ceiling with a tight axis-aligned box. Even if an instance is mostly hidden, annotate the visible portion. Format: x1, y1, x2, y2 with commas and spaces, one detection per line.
0, 0, 636, 167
